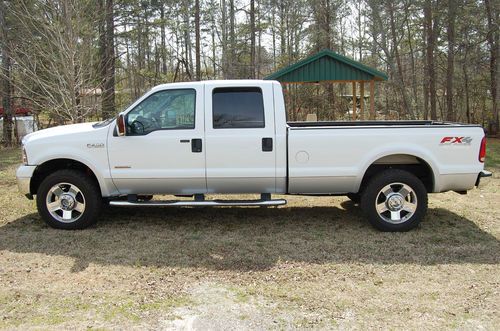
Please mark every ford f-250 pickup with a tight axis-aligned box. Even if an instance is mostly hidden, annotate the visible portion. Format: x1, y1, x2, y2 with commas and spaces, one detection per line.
16, 80, 491, 231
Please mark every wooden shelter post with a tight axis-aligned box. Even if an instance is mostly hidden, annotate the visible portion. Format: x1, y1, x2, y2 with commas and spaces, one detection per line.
370, 80, 375, 120
360, 81, 365, 120
352, 82, 357, 121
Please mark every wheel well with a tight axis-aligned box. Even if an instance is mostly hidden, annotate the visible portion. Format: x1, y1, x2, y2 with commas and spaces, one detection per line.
30, 159, 101, 195
360, 154, 434, 193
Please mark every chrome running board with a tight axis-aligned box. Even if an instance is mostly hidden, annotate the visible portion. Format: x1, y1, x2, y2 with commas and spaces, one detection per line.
109, 199, 287, 207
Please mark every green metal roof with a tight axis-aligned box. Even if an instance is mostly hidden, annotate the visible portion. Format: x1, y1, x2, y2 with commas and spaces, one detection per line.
264, 49, 388, 83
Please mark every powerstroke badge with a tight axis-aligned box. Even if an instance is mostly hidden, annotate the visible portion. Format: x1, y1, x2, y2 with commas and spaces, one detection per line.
87, 143, 105, 148
440, 137, 472, 144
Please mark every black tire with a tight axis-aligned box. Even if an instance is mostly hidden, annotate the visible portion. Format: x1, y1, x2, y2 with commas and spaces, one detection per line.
360, 169, 427, 232
346, 193, 361, 204
36, 169, 102, 229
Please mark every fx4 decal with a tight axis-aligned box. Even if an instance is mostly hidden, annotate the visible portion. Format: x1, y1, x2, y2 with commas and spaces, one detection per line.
440, 136, 472, 144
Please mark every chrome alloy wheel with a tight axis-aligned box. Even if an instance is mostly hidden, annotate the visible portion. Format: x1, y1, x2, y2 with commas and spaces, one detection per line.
375, 182, 418, 224
46, 182, 86, 223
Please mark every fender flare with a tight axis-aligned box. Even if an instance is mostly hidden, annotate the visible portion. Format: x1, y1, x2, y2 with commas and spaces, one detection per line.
355, 145, 440, 193
32, 154, 116, 196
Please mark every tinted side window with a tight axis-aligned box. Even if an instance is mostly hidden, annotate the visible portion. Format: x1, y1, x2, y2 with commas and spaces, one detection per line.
213, 87, 265, 129
127, 89, 195, 135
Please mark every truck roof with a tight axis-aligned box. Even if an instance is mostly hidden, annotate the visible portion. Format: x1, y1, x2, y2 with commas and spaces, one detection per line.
150, 79, 276, 92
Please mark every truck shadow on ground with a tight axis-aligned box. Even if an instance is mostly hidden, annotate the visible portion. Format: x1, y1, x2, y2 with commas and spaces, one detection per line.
1, 201, 498, 272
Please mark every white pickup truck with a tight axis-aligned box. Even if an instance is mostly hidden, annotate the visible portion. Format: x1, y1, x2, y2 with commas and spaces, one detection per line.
16, 80, 491, 231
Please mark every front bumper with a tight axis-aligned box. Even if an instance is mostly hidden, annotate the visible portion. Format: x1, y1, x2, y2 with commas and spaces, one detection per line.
16, 165, 37, 199
475, 170, 492, 188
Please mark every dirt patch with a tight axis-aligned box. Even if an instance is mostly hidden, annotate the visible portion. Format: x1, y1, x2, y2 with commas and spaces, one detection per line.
159, 282, 318, 329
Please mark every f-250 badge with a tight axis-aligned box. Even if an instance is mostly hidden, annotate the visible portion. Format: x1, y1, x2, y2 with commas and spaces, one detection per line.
87, 143, 105, 148
440, 136, 472, 144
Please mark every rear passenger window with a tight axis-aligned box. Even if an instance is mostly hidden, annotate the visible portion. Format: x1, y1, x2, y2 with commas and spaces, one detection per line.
213, 87, 265, 128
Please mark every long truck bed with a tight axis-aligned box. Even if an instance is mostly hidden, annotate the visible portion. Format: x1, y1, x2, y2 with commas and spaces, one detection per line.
286, 121, 485, 194
287, 120, 481, 128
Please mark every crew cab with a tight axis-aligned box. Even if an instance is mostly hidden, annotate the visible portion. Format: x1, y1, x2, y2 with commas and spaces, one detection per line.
16, 80, 491, 231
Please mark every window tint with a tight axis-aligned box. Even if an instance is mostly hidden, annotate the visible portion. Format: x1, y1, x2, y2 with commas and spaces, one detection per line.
126, 89, 195, 135
213, 87, 265, 129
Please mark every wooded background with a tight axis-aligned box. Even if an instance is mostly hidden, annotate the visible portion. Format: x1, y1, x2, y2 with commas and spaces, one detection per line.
1, 0, 498, 145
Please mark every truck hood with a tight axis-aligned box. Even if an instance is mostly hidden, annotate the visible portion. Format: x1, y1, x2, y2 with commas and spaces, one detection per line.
22, 122, 99, 145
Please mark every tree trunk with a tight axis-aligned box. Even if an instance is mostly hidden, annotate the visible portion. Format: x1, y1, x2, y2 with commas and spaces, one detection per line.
357, 1, 363, 61
160, 5, 167, 75
424, 0, 437, 120
422, 9, 429, 120
485, 0, 498, 134
404, 4, 420, 118
256, 0, 262, 78
279, 0, 286, 58
388, 1, 414, 119
211, 5, 217, 78
229, 0, 235, 78
183, 0, 193, 79
463, 58, 471, 123
1, 0, 13, 146
271, 4, 276, 70
321, 0, 332, 50
123, 24, 137, 99
221, 0, 228, 78
195, 0, 201, 80
99, 0, 115, 119
98, 0, 106, 101
326, 0, 332, 49
446, 0, 456, 121
136, 10, 144, 90
249, 0, 256, 78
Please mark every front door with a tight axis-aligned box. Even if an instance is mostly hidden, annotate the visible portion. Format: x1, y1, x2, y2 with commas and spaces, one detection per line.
204, 82, 276, 193
107, 86, 206, 194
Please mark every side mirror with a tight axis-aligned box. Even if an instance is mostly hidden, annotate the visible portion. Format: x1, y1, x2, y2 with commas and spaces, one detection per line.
117, 113, 126, 136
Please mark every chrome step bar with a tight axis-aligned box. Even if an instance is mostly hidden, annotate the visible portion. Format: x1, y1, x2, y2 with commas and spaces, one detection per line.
109, 199, 287, 207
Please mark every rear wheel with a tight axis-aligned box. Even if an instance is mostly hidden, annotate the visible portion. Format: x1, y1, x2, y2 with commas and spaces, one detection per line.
36, 170, 102, 229
360, 169, 427, 232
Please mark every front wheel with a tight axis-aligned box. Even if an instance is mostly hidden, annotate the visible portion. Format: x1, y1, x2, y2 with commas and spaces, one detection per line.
360, 169, 428, 232
36, 170, 102, 229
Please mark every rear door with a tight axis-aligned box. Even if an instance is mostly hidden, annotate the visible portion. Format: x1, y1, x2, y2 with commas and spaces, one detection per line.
204, 82, 276, 193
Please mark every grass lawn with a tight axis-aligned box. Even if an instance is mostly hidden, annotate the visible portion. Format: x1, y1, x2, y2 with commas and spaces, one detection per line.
0, 140, 499, 329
